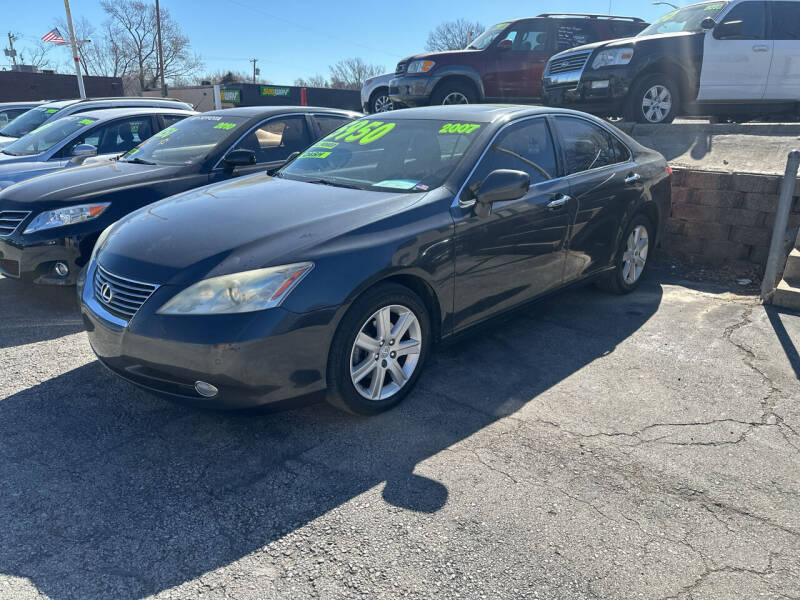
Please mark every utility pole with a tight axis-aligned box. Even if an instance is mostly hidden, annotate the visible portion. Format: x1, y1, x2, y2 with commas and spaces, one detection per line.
250, 58, 258, 84
63, 0, 86, 98
5, 33, 17, 68
155, 0, 166, 96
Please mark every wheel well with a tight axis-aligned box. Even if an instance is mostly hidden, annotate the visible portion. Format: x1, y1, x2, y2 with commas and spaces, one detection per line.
637, 202, 661, 245
379, 274, 443, 342
631, 63, 691, 104
369, 86, 389, 104
432, 76, 479, 101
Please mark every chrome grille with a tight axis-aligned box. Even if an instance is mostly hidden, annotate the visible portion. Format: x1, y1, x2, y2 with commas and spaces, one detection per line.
0, 211, 30, 236
93, 264, 158, 321
547, 51, 592, 75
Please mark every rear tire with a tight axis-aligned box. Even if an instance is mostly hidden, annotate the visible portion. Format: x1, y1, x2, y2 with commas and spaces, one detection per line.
625, 74, 679, 124
326, 283, 431, 416
597, 214, 654, 295
430, 81, 477, 106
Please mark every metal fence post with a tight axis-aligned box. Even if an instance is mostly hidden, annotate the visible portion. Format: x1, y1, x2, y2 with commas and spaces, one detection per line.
761, 150, 800, 302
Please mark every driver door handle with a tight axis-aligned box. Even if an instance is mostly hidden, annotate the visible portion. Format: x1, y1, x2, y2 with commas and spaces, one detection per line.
625, 173, 642, 185
752, 44, 770, 52
546, 194, 571, 210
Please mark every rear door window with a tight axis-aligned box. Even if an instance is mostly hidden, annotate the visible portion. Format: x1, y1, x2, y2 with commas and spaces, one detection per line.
555, 22, 599, 52
769, 2, 800, 39
554, 117, 629, 174
314, 114, 353, 137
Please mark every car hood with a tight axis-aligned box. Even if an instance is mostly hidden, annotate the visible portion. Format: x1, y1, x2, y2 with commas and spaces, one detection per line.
0, 160, 60, 190
0, 151, 45, 165
550, 31, 699, 58
0, 160, 184, 207
398, 49, 474, 64
98, 174, 426, 286
0, 135, 18, 149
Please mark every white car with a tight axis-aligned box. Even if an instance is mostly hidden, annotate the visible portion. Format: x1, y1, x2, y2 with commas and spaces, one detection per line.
360, 73, 396, 114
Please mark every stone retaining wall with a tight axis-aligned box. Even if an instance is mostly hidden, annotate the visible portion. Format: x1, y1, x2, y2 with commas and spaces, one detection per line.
663, 168, 800, 269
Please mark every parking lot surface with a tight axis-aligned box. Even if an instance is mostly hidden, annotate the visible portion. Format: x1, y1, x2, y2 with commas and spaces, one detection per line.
1, 267, 798, 600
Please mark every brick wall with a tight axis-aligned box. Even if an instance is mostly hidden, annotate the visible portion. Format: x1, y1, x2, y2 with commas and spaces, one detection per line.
0, 72, 123, 102
663, 168, 800, 269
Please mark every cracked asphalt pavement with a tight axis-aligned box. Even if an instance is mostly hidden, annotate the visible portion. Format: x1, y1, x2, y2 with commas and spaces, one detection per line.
1, 266, 799, 599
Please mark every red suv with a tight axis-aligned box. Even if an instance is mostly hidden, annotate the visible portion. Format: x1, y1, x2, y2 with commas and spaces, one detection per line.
389, 14, 648, 107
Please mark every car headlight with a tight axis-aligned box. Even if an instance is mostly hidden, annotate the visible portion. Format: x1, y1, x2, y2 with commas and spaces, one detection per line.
407, 60, 436, 74
157, 263, 314, 315
23, 202, 110, 234
592, 48, 634, 69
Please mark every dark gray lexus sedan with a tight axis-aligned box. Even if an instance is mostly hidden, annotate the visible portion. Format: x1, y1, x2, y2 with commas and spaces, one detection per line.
80, 105, 670, 415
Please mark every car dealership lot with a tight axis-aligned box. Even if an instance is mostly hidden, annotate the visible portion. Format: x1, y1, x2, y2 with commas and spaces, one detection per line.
1, 267, 798, 599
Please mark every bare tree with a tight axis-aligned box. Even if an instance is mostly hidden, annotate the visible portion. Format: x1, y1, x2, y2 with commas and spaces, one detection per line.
19, 41, 54, 70
327, 58, 384, 90
294, 74, 330, 88
99, 0, 202, 89
196, 70, 267, 85
425, 19, 485, 52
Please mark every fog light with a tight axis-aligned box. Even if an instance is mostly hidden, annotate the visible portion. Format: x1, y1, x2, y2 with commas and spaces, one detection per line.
590, 80, 610, 89
54, 262, 69, 277
195, 381, 218, 398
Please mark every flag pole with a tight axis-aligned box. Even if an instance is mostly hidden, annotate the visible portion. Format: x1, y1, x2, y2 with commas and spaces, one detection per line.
63, 0, 86, 99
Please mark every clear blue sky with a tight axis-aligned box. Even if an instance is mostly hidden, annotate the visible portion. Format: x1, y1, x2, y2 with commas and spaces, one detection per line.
1, 0, 689, 83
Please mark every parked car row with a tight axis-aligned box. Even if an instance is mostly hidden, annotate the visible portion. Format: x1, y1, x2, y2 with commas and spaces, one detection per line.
363, 1, 799, 124
0, 96, 670, 415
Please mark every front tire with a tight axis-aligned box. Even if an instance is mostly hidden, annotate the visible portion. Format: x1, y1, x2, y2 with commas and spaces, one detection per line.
369, 88, 393, 113
597, 214, 654, 295
430, 81, 476, 106
626, 74, 679, 124
326, 283, 431, 415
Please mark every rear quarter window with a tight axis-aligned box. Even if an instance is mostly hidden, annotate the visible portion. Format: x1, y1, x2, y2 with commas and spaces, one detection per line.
555, 22, 599, 51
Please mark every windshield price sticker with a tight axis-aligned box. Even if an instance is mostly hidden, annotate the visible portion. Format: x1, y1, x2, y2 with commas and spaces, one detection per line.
156, 127, 178, 138
705, 3, 723, 9
313, 141, 339, 149
438, 123, 481, 134
78, 118, 96, 125
213, 122, 237, 130
300, 150, 331, 159
44, 108, 59, 114
325, 121, 396, 145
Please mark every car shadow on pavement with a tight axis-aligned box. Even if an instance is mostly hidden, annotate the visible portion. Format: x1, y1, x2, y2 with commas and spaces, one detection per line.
766, 305, 800, 379
0, 277, 83, 350
0, 280, 663, 599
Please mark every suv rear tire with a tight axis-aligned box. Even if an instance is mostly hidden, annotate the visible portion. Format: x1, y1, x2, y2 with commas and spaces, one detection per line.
625, 74, 679, 124
369, 88, 393, 113
430, 82, 477, 106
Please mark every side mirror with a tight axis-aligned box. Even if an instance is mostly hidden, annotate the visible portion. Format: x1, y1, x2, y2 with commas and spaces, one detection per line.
714, 20, 743, 39
72, 143, 97, 157
267, 151, 301, 176
700, 17, 717, 30
497, 39, 513, 52
473, 169, 530, 216
222, 148, 257, 170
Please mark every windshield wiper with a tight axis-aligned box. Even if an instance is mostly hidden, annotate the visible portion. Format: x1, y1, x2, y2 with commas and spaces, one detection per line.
1, 150, 18, 156
304, 178, 362, 190
123, 157, 157, 165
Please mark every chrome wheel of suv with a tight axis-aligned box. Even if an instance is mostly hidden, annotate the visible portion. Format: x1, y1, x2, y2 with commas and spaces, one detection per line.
372, 94, 393, 113
642, 85, 672, 123
441, 91, 470, 105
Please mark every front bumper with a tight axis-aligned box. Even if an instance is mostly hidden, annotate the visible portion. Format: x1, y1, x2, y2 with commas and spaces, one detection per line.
542, 67, 632, 115
80, 261, 336, 410
0, 234, 87, 285
388, 75, 437, 107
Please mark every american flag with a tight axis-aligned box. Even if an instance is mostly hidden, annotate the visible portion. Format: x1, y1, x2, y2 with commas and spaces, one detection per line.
41, 28, 69, 45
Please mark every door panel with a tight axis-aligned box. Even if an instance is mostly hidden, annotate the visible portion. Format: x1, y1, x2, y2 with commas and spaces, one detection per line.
491, 20, 551, 100
765, 1, 800, 100
451, 117, 572, 332
699, 1, 772, 100
552, 116, 640, 282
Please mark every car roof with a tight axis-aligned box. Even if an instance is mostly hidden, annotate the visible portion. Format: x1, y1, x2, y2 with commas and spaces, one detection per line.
201, 106, 362, 119
37, 97, 192, 110
0, 101, 46, 108
370, 104, 580, 123
72, 107, 199, 120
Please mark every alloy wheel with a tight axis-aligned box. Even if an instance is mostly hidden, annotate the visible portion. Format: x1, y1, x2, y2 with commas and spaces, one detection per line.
641, 85, 672, 123
349, 304, 422, 401
373, 95, 393, 113
441, 91, 469, 105
622, 225, 649, 285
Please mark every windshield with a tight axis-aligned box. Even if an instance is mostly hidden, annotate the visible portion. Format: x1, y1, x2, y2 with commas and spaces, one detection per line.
121, 114, 248, 166
467, 22, 509, 50
279, 118, 484, 192
0, 104, 64, 139
638, 2, 729, 36
2, 115, 98, 157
